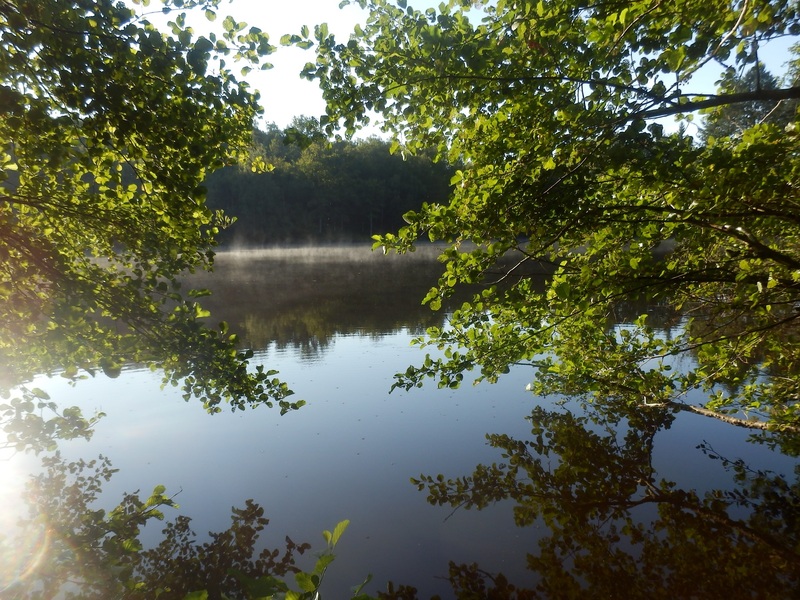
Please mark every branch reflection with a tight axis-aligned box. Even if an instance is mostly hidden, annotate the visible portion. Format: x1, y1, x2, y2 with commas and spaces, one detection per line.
406, 402, 800, 598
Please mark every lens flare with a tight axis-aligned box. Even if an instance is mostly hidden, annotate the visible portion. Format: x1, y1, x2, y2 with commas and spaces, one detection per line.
0, 451, 51, 592
0, 522, 50, 592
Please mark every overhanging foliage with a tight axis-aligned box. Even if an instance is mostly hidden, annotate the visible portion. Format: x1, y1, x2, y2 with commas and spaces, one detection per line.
0, 0, 304, 434
302, 0, 800, 435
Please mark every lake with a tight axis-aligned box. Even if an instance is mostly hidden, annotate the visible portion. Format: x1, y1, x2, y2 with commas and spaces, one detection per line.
2, 246, 799, 598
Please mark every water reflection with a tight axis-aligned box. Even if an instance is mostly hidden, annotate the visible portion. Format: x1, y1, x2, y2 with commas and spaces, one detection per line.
406, 400, 800, 598
6, 398, 798, 598
3, 452, 310, 599
2, 248, 799, 598
190, 246, 475, 357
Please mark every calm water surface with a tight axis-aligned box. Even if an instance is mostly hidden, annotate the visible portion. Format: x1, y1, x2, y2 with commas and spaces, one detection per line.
4, 246, 799, 597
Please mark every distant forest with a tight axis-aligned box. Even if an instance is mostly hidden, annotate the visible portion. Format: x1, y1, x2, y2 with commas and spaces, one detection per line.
205, 119, 455, 246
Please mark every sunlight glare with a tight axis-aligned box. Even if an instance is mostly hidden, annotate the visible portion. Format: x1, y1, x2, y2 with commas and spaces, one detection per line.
0, 457, 50, 593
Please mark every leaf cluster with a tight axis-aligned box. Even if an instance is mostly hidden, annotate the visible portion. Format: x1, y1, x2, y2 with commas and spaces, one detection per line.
0, 0, 300, 423
304, 0, 800, 433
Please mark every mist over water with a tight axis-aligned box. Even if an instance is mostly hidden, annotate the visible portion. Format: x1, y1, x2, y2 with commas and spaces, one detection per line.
215, 242, 448, 262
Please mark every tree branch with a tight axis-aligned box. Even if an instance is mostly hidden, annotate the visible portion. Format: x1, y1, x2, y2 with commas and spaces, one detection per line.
670, 402, 798, 433
626, 86, 800, 123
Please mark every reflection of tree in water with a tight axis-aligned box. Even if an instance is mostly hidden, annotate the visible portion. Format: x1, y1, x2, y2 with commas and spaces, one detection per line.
8, 415, 798, 599
402, 403, 800, 599
2, 453, 310, 599
191, 250, 484, 357
5, 388, 798, 599
8, 249, 798, 598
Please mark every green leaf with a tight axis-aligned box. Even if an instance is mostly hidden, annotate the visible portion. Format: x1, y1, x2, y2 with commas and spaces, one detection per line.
30, 388, 51, 400
329, 519, 349, 546
313, 552, 336, 575
295, 571, 317, 593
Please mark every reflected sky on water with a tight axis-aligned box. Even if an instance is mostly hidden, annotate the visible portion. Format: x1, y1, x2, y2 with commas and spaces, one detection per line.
4, 246, 799, 597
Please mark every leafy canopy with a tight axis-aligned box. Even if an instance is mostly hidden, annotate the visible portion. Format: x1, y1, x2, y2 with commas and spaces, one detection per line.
302, 0, 800, 434
0, 0, 304, 432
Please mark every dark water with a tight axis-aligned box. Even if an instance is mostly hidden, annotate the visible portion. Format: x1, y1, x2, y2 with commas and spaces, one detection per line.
3, 246, 798, 597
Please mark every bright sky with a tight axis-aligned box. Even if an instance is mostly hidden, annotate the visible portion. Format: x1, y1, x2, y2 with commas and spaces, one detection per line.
215, 0, 371, 128
145, 0, 799, 132
133, 0, 371, 128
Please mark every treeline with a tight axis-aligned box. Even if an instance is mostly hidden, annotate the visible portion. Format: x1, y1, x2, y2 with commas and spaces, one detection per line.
204, 119, 455, 245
